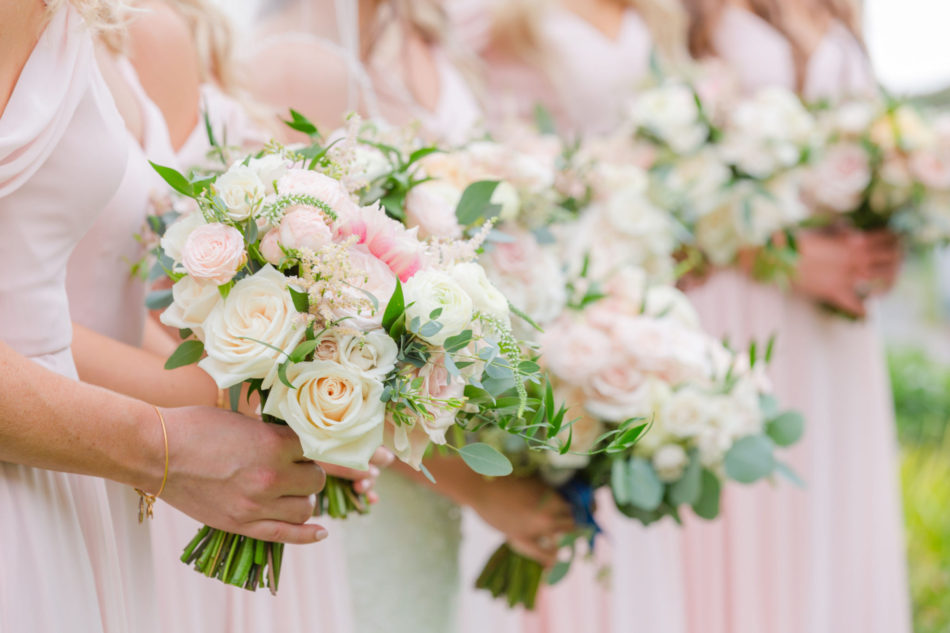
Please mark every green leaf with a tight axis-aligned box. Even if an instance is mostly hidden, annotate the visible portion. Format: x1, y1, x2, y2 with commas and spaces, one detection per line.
455, 180, 501, 227
277, 361, 294, 389
611, 458, 631, 505
419, 463, 437, 484
546, 560, 571, 585
533, 103, 557, 135
774, 461, 805, 488
443, 330, 473, 353
607, 420, 650, 454
149, 162, 194, 198
288, 286, 310, 313
418, 320, 444, 339
765, 411, 805, 447
691, 469, 721, 520
407, 146, 441, 165
228, 384, 241, 412
289, 338, 322, 363
759, 393, 780, 418
724, 435, 776, 484
145, 288, 174, 310
627, 457, 664, 511
382, 279, 405, 332
164, 340, 204, 370
282, 109, 319, 137
458, 443, 513, 477
670, 450, 703, 506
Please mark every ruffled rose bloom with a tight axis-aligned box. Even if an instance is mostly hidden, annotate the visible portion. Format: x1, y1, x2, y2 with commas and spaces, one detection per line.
338, 330, 398, 380
449, 262, 510, 325
587, 374, 671, 429
661, 386, 713, 440
259, 207, 333, 265
199, 265, 307, 388
214, 165, 265, 221
404, 270, 474, 346
332, 246, 398, 330
276, 169, 359, 217
404, 180, 463, 239
910, 150, 950, 191
653, 444, 689, 483
181, 223, 246, 285
161, 211, 206, 263
263, 360, 385, 470
337, 205, 424, 282
465, 141, 555, 192
388, 353, 465, 468
540, 316, 613, 384
805, 142, 871, 212
248, 154, 291, 193
612, 316, 712, 386
159, 276, 221, 336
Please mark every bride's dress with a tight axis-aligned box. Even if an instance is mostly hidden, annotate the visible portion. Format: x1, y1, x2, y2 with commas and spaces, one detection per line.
0, 7, 147, 631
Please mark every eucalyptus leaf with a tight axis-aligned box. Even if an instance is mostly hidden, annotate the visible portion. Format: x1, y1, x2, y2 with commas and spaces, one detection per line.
145, 288, 174, 310
458, 443, 513, 477
611, 458, 631, 505
724, 435, 776, 484
455, 180, 501, 226
691, 469, 722, 520
443, 330, 473, 353
546, 560, 571, 585
765, 411, 805, 447
627, 458, 664, 511
669, 450, 702, 506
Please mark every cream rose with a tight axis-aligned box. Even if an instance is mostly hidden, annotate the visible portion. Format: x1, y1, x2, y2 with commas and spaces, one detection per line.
199, 265, 307, 388
652, 444, 689, 483
806, 142, 871, 212
161, 211, 206, 263
404, 181, 463, 239
449, 262, 510, 325
263, 360, 385, 469
159, 276, 221, 336
661, 387, 713, 440
404, 270, 474, 346
214, 165, 265, 221
338, 330, 398, 380
181, 223, 246, 285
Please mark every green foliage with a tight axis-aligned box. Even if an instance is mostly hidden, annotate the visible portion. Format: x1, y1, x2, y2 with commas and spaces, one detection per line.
458, 443, 514, 477
455, 180, 502, 227
889, 346, 950, 445
164, 340, 204, 370
724, 435, 776, 484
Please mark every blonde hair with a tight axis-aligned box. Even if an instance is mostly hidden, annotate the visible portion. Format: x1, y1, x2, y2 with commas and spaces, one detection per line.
490, 0, 690, 71
684, 0, 863, 90
48, 0, 131, 49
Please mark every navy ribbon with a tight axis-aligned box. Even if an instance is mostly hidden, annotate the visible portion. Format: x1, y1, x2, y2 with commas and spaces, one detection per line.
558, 477, 602, 547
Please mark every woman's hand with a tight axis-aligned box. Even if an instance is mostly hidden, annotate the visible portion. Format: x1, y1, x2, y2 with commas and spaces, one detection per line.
160, 406, 328, 544
466, 477, 576, 567
791, 228, 901, 317
319, 448, 394, 504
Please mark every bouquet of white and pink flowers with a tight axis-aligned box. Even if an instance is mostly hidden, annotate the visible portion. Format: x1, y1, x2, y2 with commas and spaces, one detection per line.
804, 97, 950, 245
627, 74, 817, 281
146, 123, 570, 592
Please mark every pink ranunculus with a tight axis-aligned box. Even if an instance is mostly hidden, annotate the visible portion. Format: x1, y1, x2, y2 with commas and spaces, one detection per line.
338, 205, 425, 282
182, 223, 246, 285
806, 142, 872, 212
276, 169, 359, 218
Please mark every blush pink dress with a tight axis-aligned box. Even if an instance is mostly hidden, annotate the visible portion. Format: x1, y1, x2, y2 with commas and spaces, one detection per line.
0, 6, 146, 632
455, 8, 689, 633
679, 9, 912, 633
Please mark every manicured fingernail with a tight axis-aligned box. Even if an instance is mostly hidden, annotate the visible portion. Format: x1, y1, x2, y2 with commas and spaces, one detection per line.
314, 528, 328, 542
369, 466, 380, 477
359, 478, 372, 491
368, 492, 379, 504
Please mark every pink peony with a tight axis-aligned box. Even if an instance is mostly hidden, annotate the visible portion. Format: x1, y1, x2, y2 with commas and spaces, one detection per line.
276, 169, 359, 217
337, 205, 425, 282
182, 223, 246, 285
260, 207, 334, 266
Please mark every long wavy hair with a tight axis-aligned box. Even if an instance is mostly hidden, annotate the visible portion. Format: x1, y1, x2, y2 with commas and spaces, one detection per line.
684, 0, 862, 89
47, 0, 130, 47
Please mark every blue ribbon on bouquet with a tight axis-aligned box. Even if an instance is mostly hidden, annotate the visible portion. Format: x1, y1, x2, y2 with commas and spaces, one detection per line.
557, 477, 602, 548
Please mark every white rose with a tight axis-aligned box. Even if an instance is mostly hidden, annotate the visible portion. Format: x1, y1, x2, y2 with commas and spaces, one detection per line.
214, 164, 265, 221
643, 285, 701, 330
661, 387, 713, 440
199, 265, 307, 388
404, 270, 474, 346
652, 443, 688, 483
159, 276, 221, 336
338, 330, 398, 379
263, 360, 385, 469
449, 262, 510, 325
248, 154, 291, 193
404, 181, 463, 239
631, 82, 708, 154
161, 211, 206, 263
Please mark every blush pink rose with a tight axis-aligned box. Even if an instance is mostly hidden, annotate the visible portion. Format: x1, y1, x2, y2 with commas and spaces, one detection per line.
806, 142, 872, 212
337, 205, 424, 282
910, 150, 950, 190
260, 207, 333, 265
182, 223, 246, 285
276, 169, 359, 217
539, 316, 613, 384
330, 246, 398, 329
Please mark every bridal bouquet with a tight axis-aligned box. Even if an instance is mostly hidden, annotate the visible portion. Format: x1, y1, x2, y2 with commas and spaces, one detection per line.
628, 75, 817, 280
804, 97, 950, 245
146, 129, 566, 592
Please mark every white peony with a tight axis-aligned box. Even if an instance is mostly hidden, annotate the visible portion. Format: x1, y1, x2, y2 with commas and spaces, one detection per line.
159, 276, 221, 336
403, 270, 474, 346
449, 262, 511, 325
263, 360, 385, 470
199, 265, 307, 389
214, 164, 265, 221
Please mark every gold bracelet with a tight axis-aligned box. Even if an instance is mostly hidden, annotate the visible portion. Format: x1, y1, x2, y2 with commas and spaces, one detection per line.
135, 406, 169, 523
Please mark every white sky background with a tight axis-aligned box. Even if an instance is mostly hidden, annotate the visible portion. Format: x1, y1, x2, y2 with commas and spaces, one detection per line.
865, 0, 950, 95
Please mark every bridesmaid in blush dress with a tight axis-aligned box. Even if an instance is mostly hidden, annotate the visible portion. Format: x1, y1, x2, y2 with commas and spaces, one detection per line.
677, 2, 912, 632
450, 2, 691, 631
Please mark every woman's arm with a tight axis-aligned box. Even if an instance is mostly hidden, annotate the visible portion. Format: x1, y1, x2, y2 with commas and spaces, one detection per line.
1, 340, 327, 543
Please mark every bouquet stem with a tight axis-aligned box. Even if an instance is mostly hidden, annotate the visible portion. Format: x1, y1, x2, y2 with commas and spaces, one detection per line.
475, 543, 545, 609
315, 475, 369, 519
181, 526, 285, 594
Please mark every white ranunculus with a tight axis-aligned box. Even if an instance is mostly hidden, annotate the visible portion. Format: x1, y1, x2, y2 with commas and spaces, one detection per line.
199, 265, 307, 389
214, 164, 265, 221
160, 276, 221, 337
403, 270, 474, 346
248, 154, 291, 193
661, 387, 713, 440
263, 360, 385, 470
161, 211, 206, 263
449, 262, 510, 325
338, 330, 398, 380
653, 443, 688, 483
